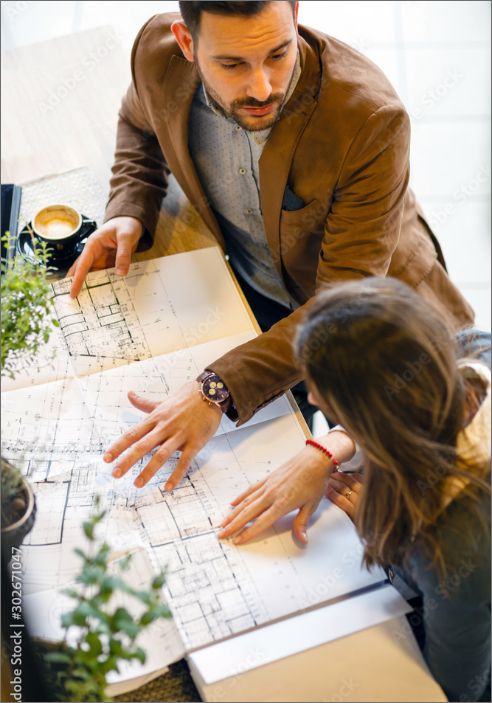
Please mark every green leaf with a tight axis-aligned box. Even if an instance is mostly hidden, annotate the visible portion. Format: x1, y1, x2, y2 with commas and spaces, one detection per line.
70, 601, 93, 626
78, 564, 105, 585
151, 572, 166, 590
132, 589, 153, 606
94, 543, 111, 566
85, 632, 103, 657
44, 652, 71, 665
61, 587, 80, 600
118, 554, 132, 572
82, 520, 95, 540
152, 603, 172, 619
132, 647, 146, 665
111, 607, 139, 639
61, 612, 76, 628
1, 231, 59, 381
109, 639, 124, 657
99, 574, 119, 592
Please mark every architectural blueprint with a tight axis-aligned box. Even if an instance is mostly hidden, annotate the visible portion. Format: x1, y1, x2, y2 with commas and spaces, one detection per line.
2, 249, 386, 689
3, 248, 256, 390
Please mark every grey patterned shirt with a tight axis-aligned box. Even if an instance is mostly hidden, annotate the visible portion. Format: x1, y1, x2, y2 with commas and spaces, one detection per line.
188, 52, 301, 310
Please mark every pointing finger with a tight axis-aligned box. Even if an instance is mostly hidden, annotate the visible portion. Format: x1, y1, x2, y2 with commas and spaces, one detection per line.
70, 246, 95, 298
114, 236, 134, 276
66, 257, 79, 279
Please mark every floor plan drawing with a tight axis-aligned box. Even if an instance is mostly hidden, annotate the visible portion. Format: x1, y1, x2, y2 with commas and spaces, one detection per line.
3, 248, 256, 391
3, 250, 386, 688
4, 372, 383, 650
52, 274, 153, 363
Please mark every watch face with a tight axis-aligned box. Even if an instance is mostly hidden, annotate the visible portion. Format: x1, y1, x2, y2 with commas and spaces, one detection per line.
202, 374, 229, 404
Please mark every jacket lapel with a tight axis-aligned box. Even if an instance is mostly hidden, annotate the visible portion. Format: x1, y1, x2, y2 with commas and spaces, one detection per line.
259, 33, 321, 273
159, 54, 225, 247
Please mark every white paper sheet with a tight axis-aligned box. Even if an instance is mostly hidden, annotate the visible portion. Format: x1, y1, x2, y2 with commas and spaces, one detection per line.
2, 249, 387, 691
188, 584, 411, 684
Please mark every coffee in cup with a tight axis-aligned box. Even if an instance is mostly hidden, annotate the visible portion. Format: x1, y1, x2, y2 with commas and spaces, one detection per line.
32, 204, 95, 260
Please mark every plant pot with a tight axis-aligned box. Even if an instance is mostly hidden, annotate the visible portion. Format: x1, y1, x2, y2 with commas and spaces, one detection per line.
1, 477, 36, 554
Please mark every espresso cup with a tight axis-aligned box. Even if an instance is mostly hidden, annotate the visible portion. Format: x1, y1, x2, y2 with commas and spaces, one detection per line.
32, 204, 95, 259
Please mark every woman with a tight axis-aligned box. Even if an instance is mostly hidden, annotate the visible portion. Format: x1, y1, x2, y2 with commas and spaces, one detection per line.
219, 277, 490, 702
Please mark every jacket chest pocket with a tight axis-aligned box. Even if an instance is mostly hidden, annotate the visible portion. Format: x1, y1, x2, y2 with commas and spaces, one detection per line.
279, 198, 328, 298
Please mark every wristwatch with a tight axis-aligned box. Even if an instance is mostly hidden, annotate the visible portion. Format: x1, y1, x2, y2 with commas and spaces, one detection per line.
197, 371, 231, 412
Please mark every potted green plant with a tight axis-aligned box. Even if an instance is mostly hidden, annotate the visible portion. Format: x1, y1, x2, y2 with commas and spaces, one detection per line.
1, 230, 59, 379
1, 231, 59, 549
39, 498, 170, 702
0, 458, 36, 552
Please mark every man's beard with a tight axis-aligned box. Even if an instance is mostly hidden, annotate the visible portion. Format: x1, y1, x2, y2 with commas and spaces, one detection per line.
196, 62, 287, 132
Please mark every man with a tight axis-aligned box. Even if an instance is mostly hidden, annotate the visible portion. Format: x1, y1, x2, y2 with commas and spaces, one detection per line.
68, 1, 474, 493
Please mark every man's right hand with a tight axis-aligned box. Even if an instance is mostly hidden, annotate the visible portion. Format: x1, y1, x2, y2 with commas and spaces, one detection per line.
67, 216, 143, 298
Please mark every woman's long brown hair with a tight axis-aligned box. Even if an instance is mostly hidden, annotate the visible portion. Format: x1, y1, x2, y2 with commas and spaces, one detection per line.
295, 278, 490, 577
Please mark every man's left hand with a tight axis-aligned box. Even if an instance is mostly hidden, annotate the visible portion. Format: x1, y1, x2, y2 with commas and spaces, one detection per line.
104, 381, 222, 490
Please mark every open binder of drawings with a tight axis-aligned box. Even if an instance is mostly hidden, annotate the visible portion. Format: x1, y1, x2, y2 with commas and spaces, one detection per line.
2, 248, 410, 696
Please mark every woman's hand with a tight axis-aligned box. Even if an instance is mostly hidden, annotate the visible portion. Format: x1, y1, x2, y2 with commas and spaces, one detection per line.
219, 430, 357, 545
219, 444, 335, 546
326, 471, 364, 522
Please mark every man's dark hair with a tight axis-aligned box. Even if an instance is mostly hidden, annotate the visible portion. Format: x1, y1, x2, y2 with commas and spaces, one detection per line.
178, 1, 296, 39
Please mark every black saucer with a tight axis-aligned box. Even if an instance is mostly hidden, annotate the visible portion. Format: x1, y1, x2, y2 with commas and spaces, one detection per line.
16, 216, 97, 273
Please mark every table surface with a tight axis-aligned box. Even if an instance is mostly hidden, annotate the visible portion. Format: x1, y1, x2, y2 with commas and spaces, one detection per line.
1, 27, 445, 703
1, 26, 217, 258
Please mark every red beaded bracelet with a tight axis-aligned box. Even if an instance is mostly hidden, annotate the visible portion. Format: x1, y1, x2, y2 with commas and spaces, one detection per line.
305, 438, 340, 468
